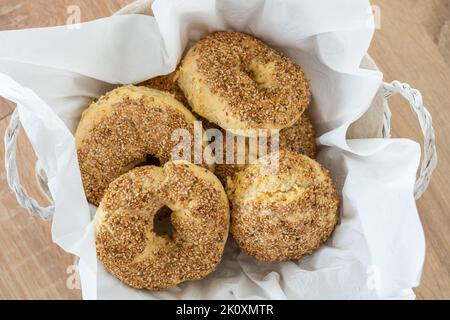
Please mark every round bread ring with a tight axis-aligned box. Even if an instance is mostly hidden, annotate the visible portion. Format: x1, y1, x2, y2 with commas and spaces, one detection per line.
215, 113, 316, 186
227, 150, 339, 262
76, 85, 208, 206
178, 31, 311, 135
95, 162, 230, 290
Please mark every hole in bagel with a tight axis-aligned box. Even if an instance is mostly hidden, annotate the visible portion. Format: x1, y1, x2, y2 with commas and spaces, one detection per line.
242, 60, 275, 89
153, 205, 174, 237
137, 154, 161, 167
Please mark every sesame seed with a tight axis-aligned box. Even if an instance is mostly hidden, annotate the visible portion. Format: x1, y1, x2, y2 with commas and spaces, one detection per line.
77, 86, 202, 205
96, 163, 229, 290
179, 31, 311, 130
227, 150, 339, 262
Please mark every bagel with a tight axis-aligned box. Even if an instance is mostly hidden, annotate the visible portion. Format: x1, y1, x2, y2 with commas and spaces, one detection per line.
178, 31, 311, 135
76, 85, 206, 206
95, 162, 230, 290
227, 150, 339, 262
215, 113, 316, 186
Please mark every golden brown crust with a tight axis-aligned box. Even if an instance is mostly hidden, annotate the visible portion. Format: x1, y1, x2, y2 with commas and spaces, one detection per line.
140, 72, 188, 106
227, 150, 339, 262
215, 113, 316, 186
76, 85, 203, 206
178, 31, 311, 133
279, 113, 316, 158
95, 162, 230, 290
140, 71, 219, 131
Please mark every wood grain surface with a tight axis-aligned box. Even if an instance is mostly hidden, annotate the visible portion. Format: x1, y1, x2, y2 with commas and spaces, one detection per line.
0, 0, 449, 300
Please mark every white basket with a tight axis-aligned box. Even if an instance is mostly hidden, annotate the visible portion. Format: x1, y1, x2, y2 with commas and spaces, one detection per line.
3, 0, 437, 220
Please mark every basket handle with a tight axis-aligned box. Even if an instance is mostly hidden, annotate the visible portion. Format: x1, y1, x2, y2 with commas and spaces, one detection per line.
4, 108, 54, 220
382, 80, 438, 200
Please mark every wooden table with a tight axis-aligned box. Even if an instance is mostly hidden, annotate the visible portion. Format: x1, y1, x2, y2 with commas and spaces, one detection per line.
0, 0, 449, 300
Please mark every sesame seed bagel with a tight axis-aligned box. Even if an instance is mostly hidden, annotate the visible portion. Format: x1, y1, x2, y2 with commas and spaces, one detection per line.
76, 85, 207, 206
178, 31, 311, 136
215, 113, 316, 186
227, 150, 339, 262
95, 162, 230, 290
